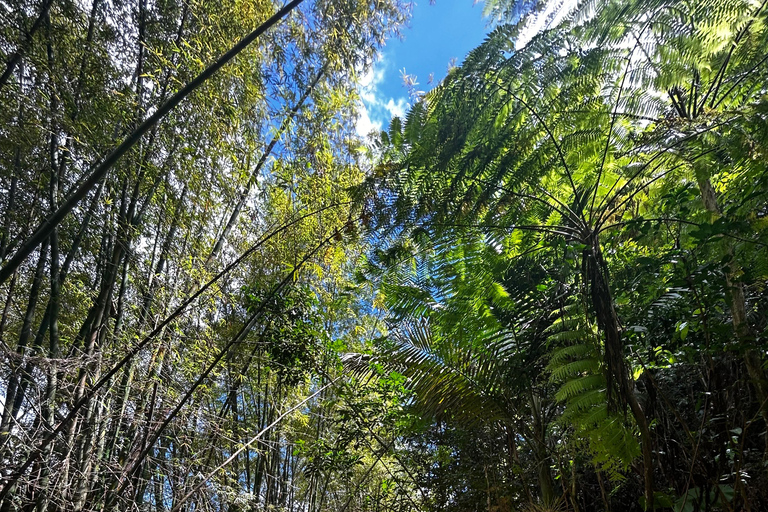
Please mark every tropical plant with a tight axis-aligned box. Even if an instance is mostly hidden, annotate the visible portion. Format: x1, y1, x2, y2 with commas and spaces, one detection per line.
0, 0, 411, 510
359, 0, 768, 509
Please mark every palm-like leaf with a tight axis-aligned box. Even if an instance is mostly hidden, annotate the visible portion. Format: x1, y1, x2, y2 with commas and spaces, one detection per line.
355, 0, 768, 503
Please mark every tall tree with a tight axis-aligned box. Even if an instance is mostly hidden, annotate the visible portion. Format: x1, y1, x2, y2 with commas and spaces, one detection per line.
360, 0, 768, 509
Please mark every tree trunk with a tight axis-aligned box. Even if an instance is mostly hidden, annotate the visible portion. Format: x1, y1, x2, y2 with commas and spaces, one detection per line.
696, 177, 768, 430
529, 390, 556, 505
585, 237, 655, 509
0, 0, 55, 92
0, 0, 307, 287
0, 239, 49, 447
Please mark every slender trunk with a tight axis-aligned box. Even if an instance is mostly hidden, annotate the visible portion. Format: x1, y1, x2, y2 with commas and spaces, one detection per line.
0, 240, 48, 512
36, 71, 63, 507
0, 0, 55, 92
73, 252, 127, 510
68, 20, 159, 463
0, 271, 17, 343
139, 184, 187, 327
71, 397, 100, 510
0, 0, 307, 286
0, 173, 18, 261
507, 425, 533, 503
105, 360, 135, 462
529, 389, 556, 505
570, 458, 580, 512
60, 185, 122, 499
585, 238, 654, 508
207, 65, 326, 264
697, 178, 768, 430
32, 179, 106, 347
86, 392, 112, 512
597, 470, 611, 512
71, 0, 103, 111
0, 239, 49, 445
230, 363, 241, 483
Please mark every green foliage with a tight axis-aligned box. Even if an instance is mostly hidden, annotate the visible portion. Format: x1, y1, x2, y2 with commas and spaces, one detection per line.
360, 0, 768, 509
546, 304, 641, 478
0, 0, 412, 510
4, 0, 768, 510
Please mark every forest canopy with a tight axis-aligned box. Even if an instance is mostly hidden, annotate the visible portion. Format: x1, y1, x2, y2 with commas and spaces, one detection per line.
1, 0, 768, 511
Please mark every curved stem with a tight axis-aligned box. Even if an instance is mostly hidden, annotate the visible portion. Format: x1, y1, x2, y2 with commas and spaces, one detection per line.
712, 52, 768, 111
431, 221, 579, 238
0, 0, 306, 286
698, 0, 768, 112
498, 84, 583, 220
596, 147, 718, 232
0, 201, 346, 500
590, 24, 648, 224
593, 118, 736, 222
463, 171, 584, 230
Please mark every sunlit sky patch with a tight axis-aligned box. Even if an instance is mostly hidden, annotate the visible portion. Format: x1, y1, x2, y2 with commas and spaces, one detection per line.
356, 1, 490, 137
355, 0, 581, 137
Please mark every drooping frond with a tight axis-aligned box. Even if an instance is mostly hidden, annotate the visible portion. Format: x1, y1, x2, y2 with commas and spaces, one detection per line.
343, 319, 518, 427
546, 303, 641, 478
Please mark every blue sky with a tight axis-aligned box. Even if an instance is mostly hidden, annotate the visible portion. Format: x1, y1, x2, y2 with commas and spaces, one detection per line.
356, 1, 491, 136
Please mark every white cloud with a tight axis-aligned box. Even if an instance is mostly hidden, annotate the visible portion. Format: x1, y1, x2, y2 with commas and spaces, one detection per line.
385, 97, 408, 119
355, 55, 410, 137
355, 101, 380, 137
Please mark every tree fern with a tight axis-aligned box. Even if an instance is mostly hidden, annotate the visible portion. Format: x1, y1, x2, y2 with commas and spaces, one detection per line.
546, 304, 641, 478
358, 0, 768, 504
